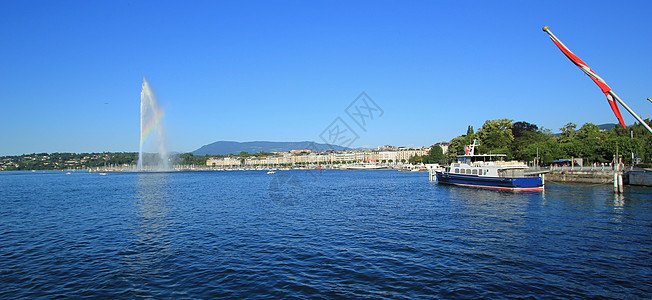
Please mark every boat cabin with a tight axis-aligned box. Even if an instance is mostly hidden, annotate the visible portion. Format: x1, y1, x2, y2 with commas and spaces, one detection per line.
444, 141, 528, 178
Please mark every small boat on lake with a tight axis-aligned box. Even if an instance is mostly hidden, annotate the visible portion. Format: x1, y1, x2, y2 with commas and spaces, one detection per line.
435, 140, 544, 191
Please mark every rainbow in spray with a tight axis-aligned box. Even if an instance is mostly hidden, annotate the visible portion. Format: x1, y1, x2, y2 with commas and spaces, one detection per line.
139, 106, 166, 150
137, 77, 171, 171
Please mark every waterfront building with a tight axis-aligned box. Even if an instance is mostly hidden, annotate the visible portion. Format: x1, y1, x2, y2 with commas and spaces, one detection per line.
204, 144, 434, 167
364, 150, 380, 162
434, 142, 449, 154
335, 151, 356, 163
354, 151, 366, 162
379, 151, 398, 164
396, 147, 430, 163
292, 154, 309, 165
207, 156, 242, 168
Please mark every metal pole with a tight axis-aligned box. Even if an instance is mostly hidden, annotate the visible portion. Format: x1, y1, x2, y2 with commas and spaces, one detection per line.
608, 91, 652, 134
543, 26, 652, 135
616, 141, 619, 168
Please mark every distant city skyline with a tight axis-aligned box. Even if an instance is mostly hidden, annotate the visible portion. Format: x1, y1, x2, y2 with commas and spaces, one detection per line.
2, 1, 651, 156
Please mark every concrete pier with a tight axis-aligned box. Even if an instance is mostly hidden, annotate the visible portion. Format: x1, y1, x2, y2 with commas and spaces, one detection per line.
531, 166, 652, 187
628, 169, 652, 186
546, 168, 617, 184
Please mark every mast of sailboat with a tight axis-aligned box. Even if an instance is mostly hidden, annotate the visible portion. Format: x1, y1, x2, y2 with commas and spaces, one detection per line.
543, 26, 652, 135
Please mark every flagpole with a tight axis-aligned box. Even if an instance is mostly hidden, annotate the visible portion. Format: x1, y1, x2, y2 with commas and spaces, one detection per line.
608, 91, 652, 134
543, 26, 652, 135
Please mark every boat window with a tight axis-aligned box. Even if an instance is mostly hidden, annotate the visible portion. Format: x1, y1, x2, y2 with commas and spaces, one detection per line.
466, 169, 471, 174
472, 169, 478, 175
454, 168, 459, 173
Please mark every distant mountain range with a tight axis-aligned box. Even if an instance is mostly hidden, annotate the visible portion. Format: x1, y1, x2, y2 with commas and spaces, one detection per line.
192, 141, 351, 156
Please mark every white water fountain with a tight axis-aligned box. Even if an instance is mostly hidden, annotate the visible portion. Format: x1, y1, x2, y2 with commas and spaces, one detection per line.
137, 77, 171, 171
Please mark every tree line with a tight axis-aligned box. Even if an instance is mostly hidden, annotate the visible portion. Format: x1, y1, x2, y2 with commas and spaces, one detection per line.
1, 151, 280, 170
414, 119, 652, 167
0, 152, 139, 171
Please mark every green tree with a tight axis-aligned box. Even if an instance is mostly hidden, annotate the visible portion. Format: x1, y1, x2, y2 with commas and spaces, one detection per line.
425, 145, 445, 164
557, 122, 577, 143
573, 123, 606, 162
511, 121, 551, 161
523, 140, 563, 164
448, 126, 476, 156
599, 136, 643, 164
466, 125, 474, 139
174, 153, 209, 166
610, 119, 652, 163
409, 155, 423, 164
476, 118, 514, 155
447, 135, 467, 162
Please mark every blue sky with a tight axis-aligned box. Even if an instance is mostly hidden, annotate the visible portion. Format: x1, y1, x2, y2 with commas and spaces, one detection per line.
1, 0, 651, 155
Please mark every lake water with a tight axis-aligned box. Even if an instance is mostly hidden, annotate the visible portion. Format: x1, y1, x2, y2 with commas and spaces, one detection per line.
1, 170, 650, 298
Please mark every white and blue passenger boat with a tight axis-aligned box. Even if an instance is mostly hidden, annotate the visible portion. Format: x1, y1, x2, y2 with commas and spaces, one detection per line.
435, 141, 544, 191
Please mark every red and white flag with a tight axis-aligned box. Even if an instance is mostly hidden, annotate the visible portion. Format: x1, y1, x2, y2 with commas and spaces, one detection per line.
543, 26, 626, 128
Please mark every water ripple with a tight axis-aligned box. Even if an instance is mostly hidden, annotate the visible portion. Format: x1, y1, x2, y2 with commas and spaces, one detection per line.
0, 171, 650, 298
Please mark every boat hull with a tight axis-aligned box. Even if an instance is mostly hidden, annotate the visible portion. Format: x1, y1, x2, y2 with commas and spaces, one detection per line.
436, 172, 543, 191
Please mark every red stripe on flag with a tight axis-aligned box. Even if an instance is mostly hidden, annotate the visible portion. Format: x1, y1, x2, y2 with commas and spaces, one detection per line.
548, 37, 626, 128
605, 93, 626, 128
550, 38, 611, 93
